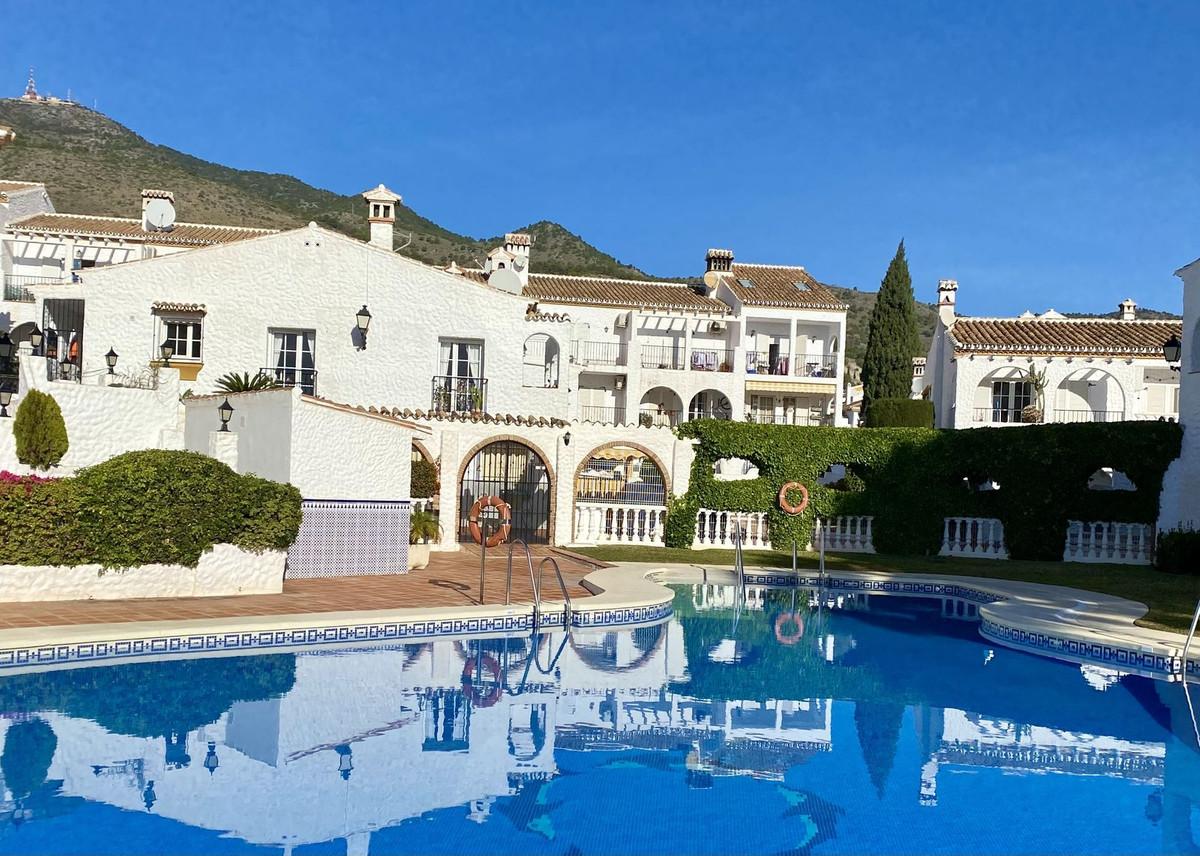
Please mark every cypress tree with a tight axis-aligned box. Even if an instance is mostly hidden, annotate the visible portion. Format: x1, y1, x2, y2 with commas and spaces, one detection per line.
13, 389, 69, 471
862, 241, 922, 418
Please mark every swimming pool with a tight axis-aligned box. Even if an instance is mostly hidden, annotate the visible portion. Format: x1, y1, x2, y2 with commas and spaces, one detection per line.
0, 581, 1196, 855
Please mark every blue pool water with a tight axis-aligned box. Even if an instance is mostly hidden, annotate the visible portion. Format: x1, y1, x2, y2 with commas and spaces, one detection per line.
0, 583, 1197, 855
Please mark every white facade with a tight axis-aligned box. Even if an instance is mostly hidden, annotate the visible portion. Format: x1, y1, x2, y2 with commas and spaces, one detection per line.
924, 281, 1181, 429
1157, 258, 1200, 532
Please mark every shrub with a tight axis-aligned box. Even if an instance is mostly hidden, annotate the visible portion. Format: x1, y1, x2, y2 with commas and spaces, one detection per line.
410, 508, 441, 544
866, 398, 934, 428
1156, 528, 1200, 574
0, 449, 302, 568
411, 457, 439, 498
215, 371, 278, 393
13, 390, 69, 470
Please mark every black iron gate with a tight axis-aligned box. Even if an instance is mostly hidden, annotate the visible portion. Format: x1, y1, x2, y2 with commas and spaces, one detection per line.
43, 298, 85, 382
459, 440, 551, 544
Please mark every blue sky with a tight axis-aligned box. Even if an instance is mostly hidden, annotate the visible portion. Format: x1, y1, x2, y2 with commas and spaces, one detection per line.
4, 1, 1198, 314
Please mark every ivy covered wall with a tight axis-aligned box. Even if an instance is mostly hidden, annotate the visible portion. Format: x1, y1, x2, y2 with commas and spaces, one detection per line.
670, 421, 1182, 560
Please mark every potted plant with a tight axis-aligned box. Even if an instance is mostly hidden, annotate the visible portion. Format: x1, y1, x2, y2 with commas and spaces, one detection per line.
469, 385, 484, 413
1019, 366, 1048, 423
639, 412, 655, 428
719, 360, 732, 373
409, 509, 441, 570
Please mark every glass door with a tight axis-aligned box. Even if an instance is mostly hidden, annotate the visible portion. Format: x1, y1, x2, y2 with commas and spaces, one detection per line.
271, 330, 316, 394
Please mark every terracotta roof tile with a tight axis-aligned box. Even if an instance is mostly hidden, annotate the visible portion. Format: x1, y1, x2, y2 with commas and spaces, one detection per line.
524, 273, 731, 314
950, 318, 1183, 357
0, 180, 43, 194
7, 213, 275, 247
720, 263, 847, 311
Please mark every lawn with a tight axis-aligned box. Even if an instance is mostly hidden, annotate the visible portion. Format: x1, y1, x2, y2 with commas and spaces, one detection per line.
572, 545, 1200, 634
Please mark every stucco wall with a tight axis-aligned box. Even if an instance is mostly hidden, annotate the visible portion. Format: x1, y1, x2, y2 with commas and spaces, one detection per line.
1159, 261, 1200, 531
0, 185, 54, 228
0, 544, 285, 602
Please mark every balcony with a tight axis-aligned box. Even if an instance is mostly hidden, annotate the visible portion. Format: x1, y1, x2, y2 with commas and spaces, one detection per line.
431, 375, 488, 414
573, 341, 627, 367
637, 409, 682, 428
640, 344, 686, 371
1053, 409, 1123, 424
579, 405, 627, 425
688, 347, 734, 372
746, 411, 832, 427
3, 274, 62, 303
746, 351, 838, 378
972, 406, 1028, 424
261, 366, 317, 396
794, 352, 838, 379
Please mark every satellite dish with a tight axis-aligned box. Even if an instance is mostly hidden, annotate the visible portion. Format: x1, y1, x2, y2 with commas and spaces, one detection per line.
488, 267, 523, 295
144, 198, 176, 231
512, 255, 527, 272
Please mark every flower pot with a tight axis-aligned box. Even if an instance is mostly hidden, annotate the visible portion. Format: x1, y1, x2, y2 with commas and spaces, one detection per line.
409, 542, 431, 571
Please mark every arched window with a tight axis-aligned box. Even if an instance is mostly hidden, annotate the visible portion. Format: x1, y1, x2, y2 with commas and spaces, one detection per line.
1086, 468, 1137, 492
522, 334, 560, 389
575, 446, 666, 505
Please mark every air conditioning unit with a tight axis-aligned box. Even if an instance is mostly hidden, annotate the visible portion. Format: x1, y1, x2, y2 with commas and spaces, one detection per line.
614, 312, 629, 329
709, 321, 726, 333
615, 376, 626, 390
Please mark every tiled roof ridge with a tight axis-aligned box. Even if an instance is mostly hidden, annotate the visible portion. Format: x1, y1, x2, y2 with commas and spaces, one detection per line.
528, 271, 695, 288
954, 315, 1181, 326
0, 179, 44, 189
732, 261, 808, 271
375, 407, 572, 428
9, 211, 277, 234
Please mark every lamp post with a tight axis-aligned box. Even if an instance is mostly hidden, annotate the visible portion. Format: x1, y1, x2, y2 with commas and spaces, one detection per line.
356, 305, 372, 350
0, 390, 11, 418
1164, 334, 1182, 371
28, 325, 43, 356
203, 742, 219, 775
0, 332, 12, 372
218, 397, 234, 432
159, 340, 174, 368
105, 347, 119, 375
335, 744, 353, 780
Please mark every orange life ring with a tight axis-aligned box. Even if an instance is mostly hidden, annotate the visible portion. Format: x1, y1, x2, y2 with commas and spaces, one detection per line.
461, 655, 503, 707
468, 495, 512, 547
774, 613, 804, 645
778, 482, 809, 516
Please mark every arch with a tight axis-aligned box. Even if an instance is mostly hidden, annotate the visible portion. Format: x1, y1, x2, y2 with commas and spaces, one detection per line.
411, 439, 435, 465
1054, 367, 1126, 423
1086, 467, 1137, 492
638, 387, 683, 428
457, 436, 555, 544
713, 457, 759, 481
573, 441, 672, 501
972, 366, 1035, 424
8, 321, 37, 346
688, 389, 732, 421
522, 333, 560, 389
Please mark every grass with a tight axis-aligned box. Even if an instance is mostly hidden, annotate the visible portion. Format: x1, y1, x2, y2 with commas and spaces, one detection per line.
573, 545, 1200, 633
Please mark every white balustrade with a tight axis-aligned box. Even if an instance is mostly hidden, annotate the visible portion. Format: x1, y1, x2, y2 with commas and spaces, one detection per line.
811, 516, 875, 553
694, 509, 772, 549
1063, 521, 1154, 565
573, 502, 666, 546
940, 517, 1008, 559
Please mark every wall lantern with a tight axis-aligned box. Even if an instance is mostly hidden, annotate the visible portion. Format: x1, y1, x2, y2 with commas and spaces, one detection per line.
356, 305, 372, 349
203, 742, 220, 775
0, 333, 12, 370
28, 325, 43, 356
218, 397, 235, 432
105, 347, 119, 374
563, 430, 571, 447
1164, 334, 1182, 370
0, 390, 11, 418
159, 339, 175, 368
335, 744, 354, 780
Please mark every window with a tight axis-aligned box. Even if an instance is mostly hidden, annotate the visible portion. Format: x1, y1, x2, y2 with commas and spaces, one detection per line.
991, 380, 1032, 423
269, 329, 316, 395
439, 339, 483, 379
157, 317, 203, 362
522, 334, 559, 388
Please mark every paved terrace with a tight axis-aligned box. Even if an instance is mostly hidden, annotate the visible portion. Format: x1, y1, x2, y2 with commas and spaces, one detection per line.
0, 547, 600, 631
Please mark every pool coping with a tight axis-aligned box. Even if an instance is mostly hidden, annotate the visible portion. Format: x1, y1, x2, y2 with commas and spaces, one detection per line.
0, 564, 673, 674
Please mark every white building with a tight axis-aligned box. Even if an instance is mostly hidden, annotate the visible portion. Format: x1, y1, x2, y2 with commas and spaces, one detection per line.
1157, 258, 1200, 532
924, 280, 1181, 429
3, 182, 849, 551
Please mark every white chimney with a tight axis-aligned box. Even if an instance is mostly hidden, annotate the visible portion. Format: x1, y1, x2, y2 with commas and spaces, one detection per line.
937, 279, 958, 326
503, 233, 533, 286
1118, 298, 1137, 321
360, 184, 401, 250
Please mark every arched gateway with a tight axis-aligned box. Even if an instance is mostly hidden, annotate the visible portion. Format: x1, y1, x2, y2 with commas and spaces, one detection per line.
458, 440, 552, 544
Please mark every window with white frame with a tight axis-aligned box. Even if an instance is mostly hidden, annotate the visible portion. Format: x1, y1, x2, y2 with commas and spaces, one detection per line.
439, 339, 483, 380
269, 329, 317, 394
990, 380, 1032, 422
156, 316, 203, 362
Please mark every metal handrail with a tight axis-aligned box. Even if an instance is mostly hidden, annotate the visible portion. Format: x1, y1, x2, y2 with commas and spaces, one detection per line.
537, 556, 573, 629
1182, 598, 1200, 679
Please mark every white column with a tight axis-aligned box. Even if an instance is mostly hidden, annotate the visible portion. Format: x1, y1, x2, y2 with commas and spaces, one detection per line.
437, 430, 460, 550
207, 430, 239, 470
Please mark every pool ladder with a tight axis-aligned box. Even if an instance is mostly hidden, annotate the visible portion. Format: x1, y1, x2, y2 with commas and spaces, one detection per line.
477, 536, 573, 633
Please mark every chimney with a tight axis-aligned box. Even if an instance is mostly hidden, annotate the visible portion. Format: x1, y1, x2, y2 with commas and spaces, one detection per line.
703, 248, 734, 289
1118, 298, 1137, 321
503, 233, 533, 286
140, 189, 175, 230
937, 279, 958, 326
360, 184, 401, 250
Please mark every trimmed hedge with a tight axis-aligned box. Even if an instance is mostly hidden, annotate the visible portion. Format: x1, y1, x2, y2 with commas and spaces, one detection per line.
866, 398, 934, 428
0, 449, 302, 568
411, 456, 439, 498
13, 389, 68, 470
670, 420, 1182, 561
1156, 529, 1200, 575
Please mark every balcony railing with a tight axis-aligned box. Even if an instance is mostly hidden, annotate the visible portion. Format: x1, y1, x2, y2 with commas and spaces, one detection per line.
746, 350, 839, 378
3, 274, 61, 303
579, 405, 627, 425
573, 340, 627, 367
637, 409, 682, 428
972, 406, 1029, 424
746, 351, 790, 376
1053, 409, 1124, 424
794, 353, 838, 379
640, 344, 686, 371
261, 366, 317, 396
746, 411, 832, 427
689, 348, 734, 372
431, 375, 488, 414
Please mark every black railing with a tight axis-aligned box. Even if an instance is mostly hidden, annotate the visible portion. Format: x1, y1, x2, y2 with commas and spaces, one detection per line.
973, 406, 1027, 424
579, 405, 627, 425
432, 375, 488, 413
3, 274, 61, 303
689, 348, 734, 372
746, 351, 791, 375
641, 344, 686, 370
261, 366, 317, 396
794, 352, 838, 378
573, 341, 627, 367
637, 409, 682, 428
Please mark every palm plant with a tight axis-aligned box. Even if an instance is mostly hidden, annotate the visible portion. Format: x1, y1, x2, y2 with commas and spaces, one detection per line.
409, 509, 441, 545
215, 371, 278, 393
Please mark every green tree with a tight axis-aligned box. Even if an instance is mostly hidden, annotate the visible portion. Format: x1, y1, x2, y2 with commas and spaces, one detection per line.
13, 389, 69, 470
1, 718, 57, 799
854, 701, 904, 798
862, 242, 922, 418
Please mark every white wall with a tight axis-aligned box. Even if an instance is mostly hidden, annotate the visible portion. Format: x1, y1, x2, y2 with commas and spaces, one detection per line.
1159, 260, 1200, 531
0, 185, 54, 228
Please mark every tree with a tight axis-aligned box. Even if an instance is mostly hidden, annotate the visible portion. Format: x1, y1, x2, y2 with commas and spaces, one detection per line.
862, 242, 922, 418
13, 389, 69, 470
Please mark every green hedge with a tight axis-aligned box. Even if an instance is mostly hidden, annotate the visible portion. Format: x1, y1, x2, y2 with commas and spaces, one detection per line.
0, 450, 302, 568
670, 420, 1181, 561
411, 456, 439, 498
1156, 529, 1200, 575
866, 398, 934, 428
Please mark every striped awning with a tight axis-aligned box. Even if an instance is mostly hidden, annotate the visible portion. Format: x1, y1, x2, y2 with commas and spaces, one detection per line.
746, 380, 833, 395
